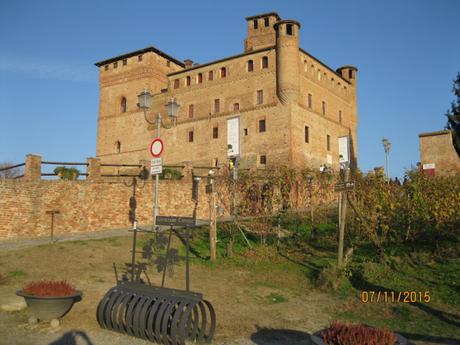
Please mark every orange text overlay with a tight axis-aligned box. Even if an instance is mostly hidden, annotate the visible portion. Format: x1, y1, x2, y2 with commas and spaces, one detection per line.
360, 291, 430, 303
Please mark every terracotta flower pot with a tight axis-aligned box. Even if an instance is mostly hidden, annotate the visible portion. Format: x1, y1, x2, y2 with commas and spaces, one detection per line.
311, 328, 410, 345
16, 290, 82, 321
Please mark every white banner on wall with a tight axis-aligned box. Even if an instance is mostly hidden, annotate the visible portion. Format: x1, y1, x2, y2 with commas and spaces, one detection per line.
227, 117, 240, 157
338, 136, 350, 164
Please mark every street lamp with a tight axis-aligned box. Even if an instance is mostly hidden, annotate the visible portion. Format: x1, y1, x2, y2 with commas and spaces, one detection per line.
138, 88, 180, 229
382, 138, 391, 181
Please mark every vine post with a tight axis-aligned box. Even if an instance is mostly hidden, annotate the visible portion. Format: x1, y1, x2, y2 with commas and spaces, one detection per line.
337, 167, 350, 268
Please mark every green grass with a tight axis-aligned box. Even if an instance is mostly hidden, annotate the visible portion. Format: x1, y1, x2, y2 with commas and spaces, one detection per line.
265, 292, 288, 304
9, 270, 26, 278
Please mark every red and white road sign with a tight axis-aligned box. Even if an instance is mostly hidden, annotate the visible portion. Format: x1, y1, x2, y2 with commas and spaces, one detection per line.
149, 138, 164, 158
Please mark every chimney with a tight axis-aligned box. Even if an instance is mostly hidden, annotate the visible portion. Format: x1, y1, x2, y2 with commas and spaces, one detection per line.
184, 59, 193, 68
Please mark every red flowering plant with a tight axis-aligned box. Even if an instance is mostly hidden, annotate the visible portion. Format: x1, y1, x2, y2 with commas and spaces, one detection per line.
321, 320, 397, 345
21, 280, 77, 297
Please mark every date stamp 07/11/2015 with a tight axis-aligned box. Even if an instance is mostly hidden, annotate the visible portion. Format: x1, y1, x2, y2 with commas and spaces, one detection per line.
360, 290, 431, 303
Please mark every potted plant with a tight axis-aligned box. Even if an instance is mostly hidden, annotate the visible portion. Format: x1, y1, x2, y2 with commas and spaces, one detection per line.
16, 280, 82, 323
311, 321, 410, 345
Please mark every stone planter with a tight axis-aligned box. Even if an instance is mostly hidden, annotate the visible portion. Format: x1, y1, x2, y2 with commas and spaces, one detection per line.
16, 290, 82, 321
311, 328, 410, 345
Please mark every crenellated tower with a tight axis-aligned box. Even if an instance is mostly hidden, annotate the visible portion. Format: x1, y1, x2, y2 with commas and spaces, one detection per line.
274, 20, 301, 105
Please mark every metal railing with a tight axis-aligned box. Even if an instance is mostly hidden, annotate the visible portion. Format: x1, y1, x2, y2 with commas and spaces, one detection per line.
0, 163, 25, 172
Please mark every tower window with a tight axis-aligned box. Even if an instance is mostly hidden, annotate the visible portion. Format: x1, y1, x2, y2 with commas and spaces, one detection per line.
174, 79, 180, 89
257, 90, 263, 105
138, 55, 143, 61
233, 103, 240, 111
221, 67, 227, 78
349, 69, 353, 79
260, 155, 267, 165
259, 118, 266, 133
317, 71, 321, 81
213, 127, 218, 139
322, 101, 326, 115
305, 126, 309, 143
113, 61, 118, 68
123, 59, 127, 66
198, 73, 203, 83
188, 104, 194, 118
121, 97, 127, 113
308, 93, 312, 109
327, 135, 331, 151
104, 65, 109, 71
286, 24, 293, 35
247, 60, 254, 72
304, 60, 308, 72
115, 141, 121, 153
188, 130, 194, 143
186, 76, 191, 86
262, 56, 268, 69
244, 128, 248, 136
214, 99, 220, 113
253, 19, 258, 29
166, 61, 170, 67
208, 70, 213, 80
264, 17, 269, 27
339, 110, 342, 124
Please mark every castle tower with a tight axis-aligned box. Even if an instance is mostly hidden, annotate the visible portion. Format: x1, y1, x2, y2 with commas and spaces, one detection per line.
274, 20, 301, 105
336, 65, 358, 86
244, 13, 280, 52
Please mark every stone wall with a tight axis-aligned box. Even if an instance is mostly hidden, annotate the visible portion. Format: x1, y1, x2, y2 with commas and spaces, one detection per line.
419, 130, 460, 176
0, 178, 209, 240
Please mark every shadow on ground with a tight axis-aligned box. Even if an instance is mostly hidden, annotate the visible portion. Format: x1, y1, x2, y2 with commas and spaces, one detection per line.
250, 326, 312, 345
49, 330, 94, 345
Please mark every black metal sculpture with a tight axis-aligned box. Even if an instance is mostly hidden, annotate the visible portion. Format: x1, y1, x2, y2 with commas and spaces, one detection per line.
96, 171, 216, 345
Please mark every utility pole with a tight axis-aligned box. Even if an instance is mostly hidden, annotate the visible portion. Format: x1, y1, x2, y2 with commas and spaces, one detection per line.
337, 167, 349, 268
208, 171, 217, 261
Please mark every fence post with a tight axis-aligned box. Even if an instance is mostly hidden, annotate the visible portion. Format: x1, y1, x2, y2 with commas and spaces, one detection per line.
24, 154, 41, 180
87, 157, 101, 181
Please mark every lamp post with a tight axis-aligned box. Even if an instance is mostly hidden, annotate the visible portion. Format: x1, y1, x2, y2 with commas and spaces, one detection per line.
138, 88, 180, 229
382, 138, 391, 181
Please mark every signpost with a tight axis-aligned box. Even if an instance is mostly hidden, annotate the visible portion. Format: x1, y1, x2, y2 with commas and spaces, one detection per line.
150, 138, 164, 158
150, 137, 164, 229
334, 181, 355, 192
151, 157, 163, 175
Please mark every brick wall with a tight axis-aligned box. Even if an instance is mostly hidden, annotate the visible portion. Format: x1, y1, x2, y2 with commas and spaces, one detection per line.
0, 179, 209, 240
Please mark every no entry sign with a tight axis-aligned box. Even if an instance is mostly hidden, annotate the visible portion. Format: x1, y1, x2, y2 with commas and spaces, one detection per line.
150, 138, 164, 158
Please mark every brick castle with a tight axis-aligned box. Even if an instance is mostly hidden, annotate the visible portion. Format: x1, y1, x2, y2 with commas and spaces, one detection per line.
95, 12, 358, 170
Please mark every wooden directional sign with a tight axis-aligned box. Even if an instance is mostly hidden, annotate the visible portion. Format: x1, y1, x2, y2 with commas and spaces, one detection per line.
156, 216, 196, 227
334, 181, 355, 192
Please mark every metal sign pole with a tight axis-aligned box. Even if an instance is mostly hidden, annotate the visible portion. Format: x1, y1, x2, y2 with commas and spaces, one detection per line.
153, 113, 161, 230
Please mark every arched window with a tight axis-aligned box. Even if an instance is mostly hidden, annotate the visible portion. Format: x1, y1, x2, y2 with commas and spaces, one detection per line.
116, 141, 121, 153
186, 76, 191, 86
233, 103, 240, 111
121, 97, 127, 113
247, 60, 254, 72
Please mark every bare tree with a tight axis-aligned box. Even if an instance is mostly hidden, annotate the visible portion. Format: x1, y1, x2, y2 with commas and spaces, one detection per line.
0, 162, 21, 179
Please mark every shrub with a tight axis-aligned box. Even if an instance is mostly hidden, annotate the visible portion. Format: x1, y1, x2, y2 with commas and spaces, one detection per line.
22, 280, 77, 297
159, 168, 182, 180
321, 320, 397, 345
54, 166, 80, 180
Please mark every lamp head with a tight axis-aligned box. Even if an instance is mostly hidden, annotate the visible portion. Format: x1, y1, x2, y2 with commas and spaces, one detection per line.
165, 98, 180, 118
137, 88, 153, 110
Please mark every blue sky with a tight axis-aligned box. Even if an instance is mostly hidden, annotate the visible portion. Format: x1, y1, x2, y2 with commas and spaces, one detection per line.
1, 0, 459, 177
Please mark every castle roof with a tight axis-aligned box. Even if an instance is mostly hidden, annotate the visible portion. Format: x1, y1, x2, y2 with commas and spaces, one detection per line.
94, 46, 185, 68
418, 129, 451, 137
245, 12, 281, 21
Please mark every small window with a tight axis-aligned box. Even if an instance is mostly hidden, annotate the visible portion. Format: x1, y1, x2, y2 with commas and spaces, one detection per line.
138, 55, 143, 61
264, 17, 269, 27
349, 69, 353, 79
247, 60, 254, 72
327, 135, 331, 151
286, 24, 293, 35
113, 61, 118, 68
188, 130, 194, 143
322, 101, 326, 115
188, 104, 194, 118
339, 110, 342, 124
104, 65, 109, 71
253, 19, 258, 29
305, 126, 309, 143
233, 103, 240, 111
174, 79, 180, 89
186, 76, 191, 86
116, 141, 121, 153
257, 90, 263, 104
214, 99, 220, 113
259, 119, 266, 133
198, 73, 203, 83
221, 67, 226, 78
308, 93, 312, 109
244, 128, 248, 136
121, 97, 127, 113
317, 70, 321, 81
260, 155, 267, 165
166, 61, 170, 67
213, 127, 218, 139
208, 70, 214, 80
304, 60, 308, 72
123, 59, 127, 66
262, 56, 268, 69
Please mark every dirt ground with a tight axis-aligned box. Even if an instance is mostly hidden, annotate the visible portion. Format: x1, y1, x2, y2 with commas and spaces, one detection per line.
0, 232, 335, 345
